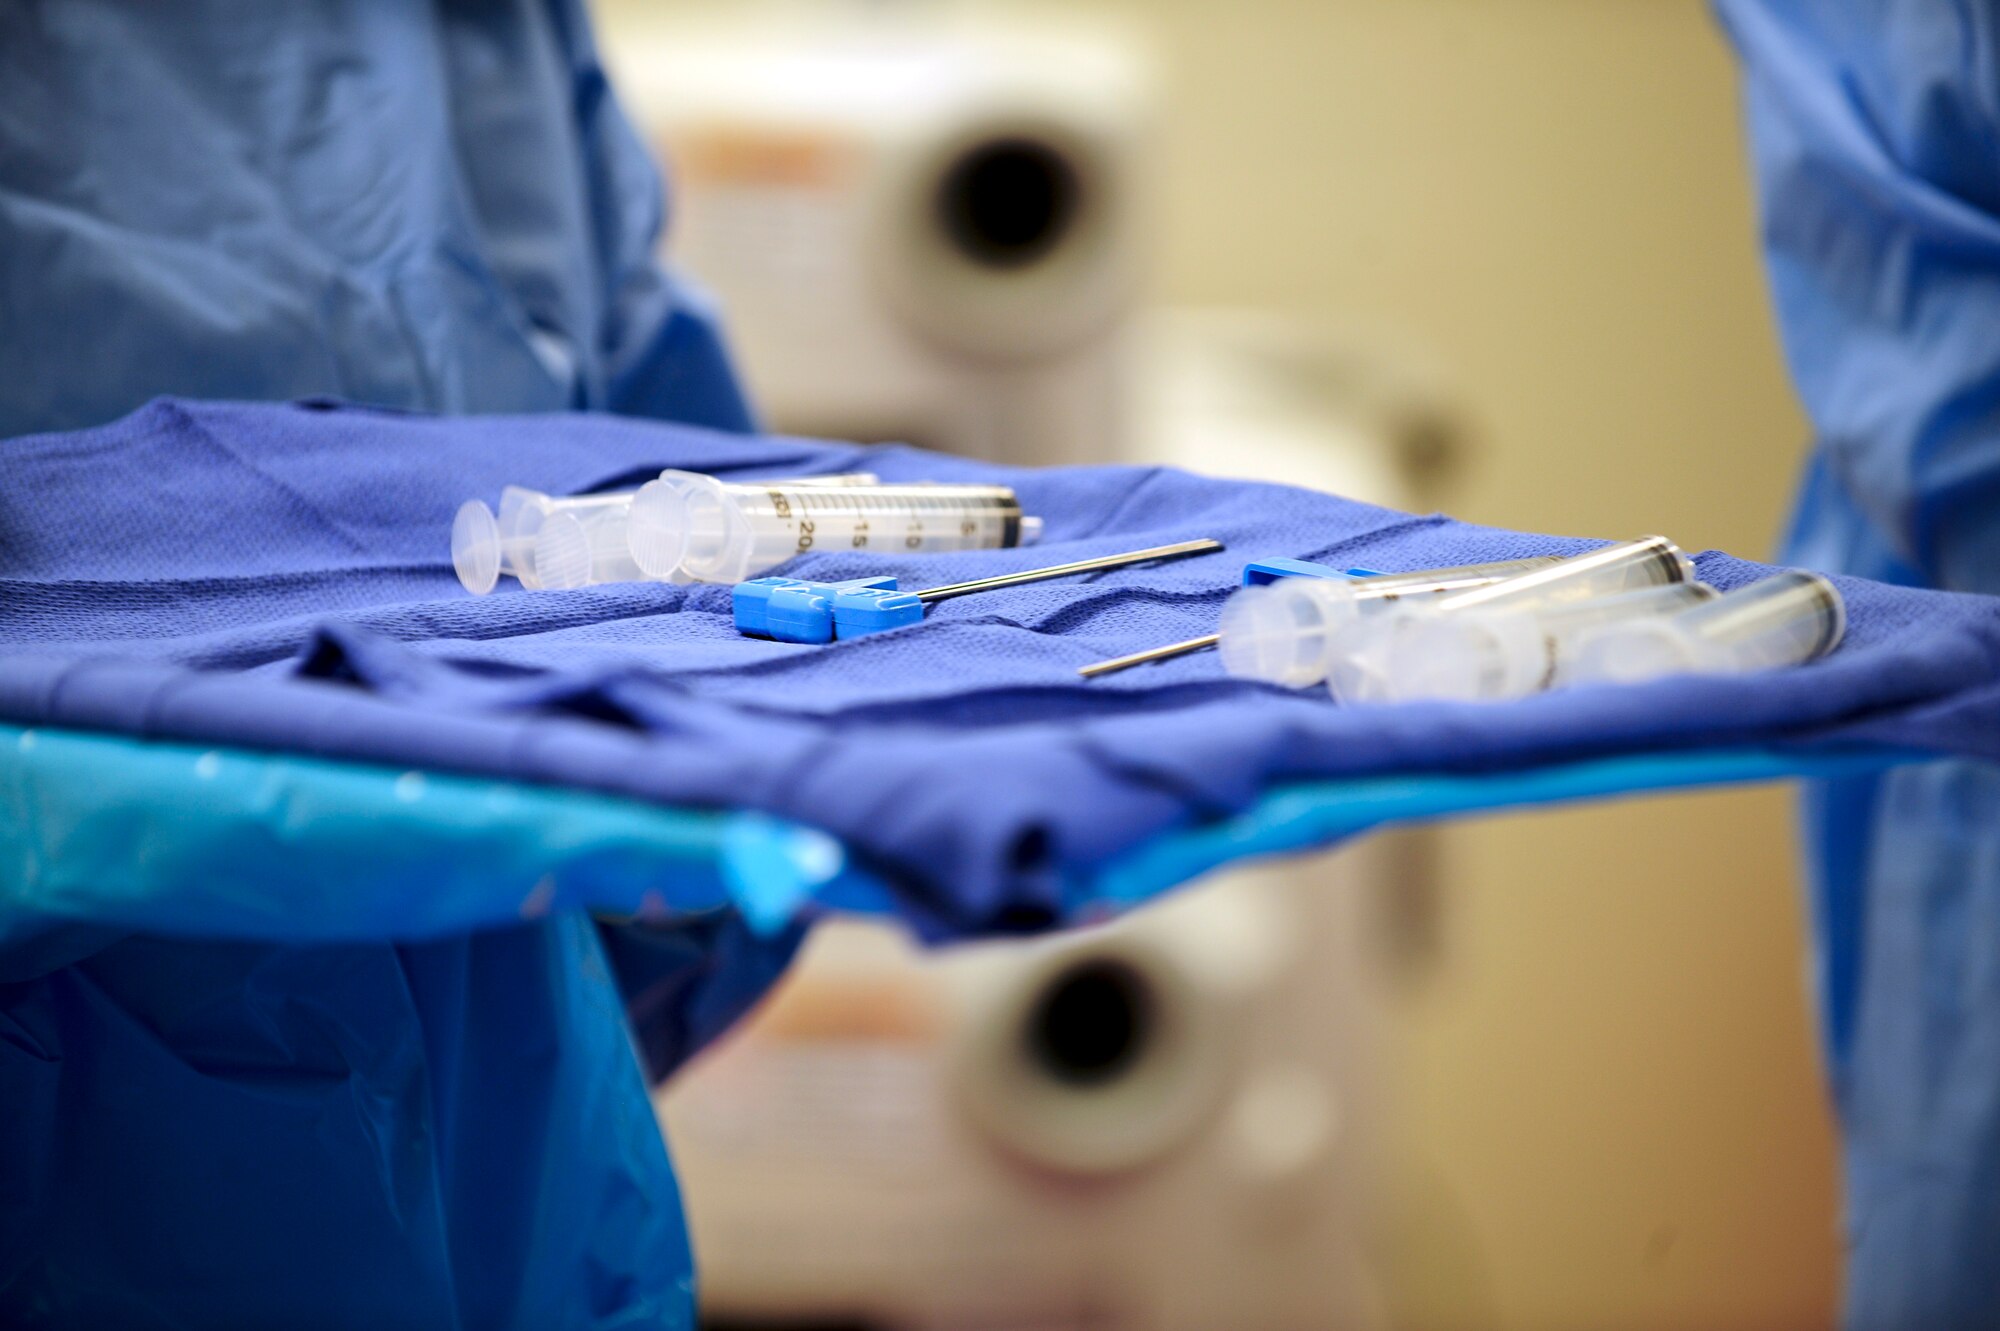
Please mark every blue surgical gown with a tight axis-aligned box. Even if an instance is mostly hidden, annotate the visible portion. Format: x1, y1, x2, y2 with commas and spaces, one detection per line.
1717, 3, 2000, 1326
0, 2, 798, 1326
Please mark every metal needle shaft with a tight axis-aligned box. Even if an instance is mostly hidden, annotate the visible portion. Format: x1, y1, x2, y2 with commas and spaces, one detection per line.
1077, 633, 1221, 678
914, 538, 1224, 604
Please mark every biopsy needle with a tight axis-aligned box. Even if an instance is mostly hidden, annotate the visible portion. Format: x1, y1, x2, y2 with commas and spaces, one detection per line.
914, 539, 1224, 604
1078, 633, 1222, 678
734, 538, 1227, 642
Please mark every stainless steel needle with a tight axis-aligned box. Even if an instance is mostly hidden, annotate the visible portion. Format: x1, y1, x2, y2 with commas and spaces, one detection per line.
916, 538, 1224, 604
1078, 633, 1221, 678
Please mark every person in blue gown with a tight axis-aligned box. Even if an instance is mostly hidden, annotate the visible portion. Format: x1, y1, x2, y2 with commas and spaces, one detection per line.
0, 3, 798, 1325
8, 1, 2000, 1326
1716, 3, 2000, 1326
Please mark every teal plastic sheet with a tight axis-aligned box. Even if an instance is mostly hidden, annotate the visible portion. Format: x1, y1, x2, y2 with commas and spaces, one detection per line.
0, 722, 1922, 945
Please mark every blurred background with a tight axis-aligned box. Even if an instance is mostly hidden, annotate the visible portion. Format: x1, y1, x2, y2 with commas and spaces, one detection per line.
589, 1, 1835, 1327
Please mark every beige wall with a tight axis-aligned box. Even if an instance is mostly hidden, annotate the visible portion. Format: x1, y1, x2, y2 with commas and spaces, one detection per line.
1126, 0, 1806, 554
594, 2, 1839, 1327
1095, 3, 1836, 1328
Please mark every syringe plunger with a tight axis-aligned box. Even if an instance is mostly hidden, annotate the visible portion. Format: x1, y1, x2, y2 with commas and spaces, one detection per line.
453, 486, 622, 594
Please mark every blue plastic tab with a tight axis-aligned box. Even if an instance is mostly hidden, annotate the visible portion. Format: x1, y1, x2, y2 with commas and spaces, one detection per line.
1241, 558, 1382, 586
734, 575, 898, 643
832, 586, 928, 638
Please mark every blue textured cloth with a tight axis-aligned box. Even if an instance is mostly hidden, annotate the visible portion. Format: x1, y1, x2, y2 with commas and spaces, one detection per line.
3, 398, 1998, 1330
3, 396, 1998, 929
1717, 3, 2000, 1325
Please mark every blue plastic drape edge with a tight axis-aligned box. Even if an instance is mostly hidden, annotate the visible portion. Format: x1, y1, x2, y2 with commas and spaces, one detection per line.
0, 723, 831, 945
0, 723, 1934, 946
1080, 744, 1930, 911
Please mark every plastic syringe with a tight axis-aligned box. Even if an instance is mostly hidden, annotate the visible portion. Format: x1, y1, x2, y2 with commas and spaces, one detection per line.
531, 472, 896, 591
1566, 571, 1846, 685
532, 471, 900, 587
451, 474, 882, 594
1325, 536, 1699, 702
1215, 556, 1564, 687
627, 472, 1038, 584
1348, 581, 1718, 704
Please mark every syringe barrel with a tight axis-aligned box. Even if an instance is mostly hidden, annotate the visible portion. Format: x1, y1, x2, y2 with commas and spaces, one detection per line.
634, 473, 1028, 583
1357, 582, 1717, 703
1432, 536, 1695, 616
1569, 571, 1846, 684
1216, 556, 1561, 687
